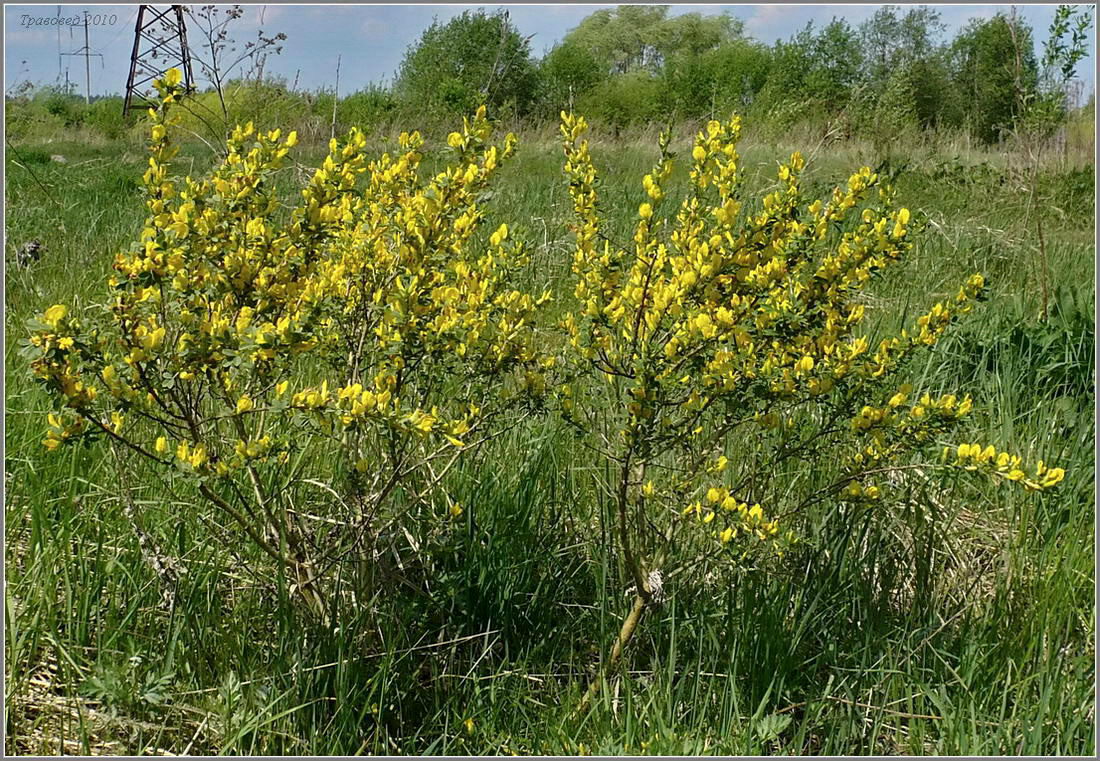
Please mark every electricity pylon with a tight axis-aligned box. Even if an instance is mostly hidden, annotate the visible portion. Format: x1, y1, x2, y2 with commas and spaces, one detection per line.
123, 5, 194, 115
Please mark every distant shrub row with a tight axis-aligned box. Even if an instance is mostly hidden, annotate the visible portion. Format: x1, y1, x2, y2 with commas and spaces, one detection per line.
5, 5, 1092, 146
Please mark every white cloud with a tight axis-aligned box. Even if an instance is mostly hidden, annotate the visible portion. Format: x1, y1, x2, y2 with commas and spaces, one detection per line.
742, 4, 788, 38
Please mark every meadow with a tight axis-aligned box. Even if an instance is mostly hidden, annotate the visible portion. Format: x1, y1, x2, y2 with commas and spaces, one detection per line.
4, 108, 1096, 755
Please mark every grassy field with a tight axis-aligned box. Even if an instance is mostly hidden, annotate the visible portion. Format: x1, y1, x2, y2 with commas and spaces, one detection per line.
4, 117, 1095, 755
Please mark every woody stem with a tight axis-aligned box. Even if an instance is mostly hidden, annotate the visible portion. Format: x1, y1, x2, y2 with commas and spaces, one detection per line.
577, 589, 649, 714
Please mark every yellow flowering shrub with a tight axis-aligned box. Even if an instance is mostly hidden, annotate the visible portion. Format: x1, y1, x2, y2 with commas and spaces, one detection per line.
25, 70, 549, 616
558, 113, 1063, 705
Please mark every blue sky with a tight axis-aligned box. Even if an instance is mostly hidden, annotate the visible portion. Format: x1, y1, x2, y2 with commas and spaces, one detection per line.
4, 4, 1095, 99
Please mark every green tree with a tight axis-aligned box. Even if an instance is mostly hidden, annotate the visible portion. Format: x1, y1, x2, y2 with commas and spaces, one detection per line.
662, 38, 771, 120
658, 11, 743, 59
757, 20, 862, 118
1025, 4, 1093, 139
1011, 4, 1093, 322
805, 19, 864, 107
564, 5, 670, 74
755, 24, 815, 114
950, 13, 1038, 143
539, 41, 606, 115
576, 70, 664, 135
861, 6, 944, 87
859, 6, 952, 129
395, 10, 538, 118
563, 6, 739, 75
863, 68, 921, 154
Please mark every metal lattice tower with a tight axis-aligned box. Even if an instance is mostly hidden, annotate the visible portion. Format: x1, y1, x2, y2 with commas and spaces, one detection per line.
123, 5, 194, 115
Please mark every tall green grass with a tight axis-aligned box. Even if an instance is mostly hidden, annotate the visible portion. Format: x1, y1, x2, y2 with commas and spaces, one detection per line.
5, 121, 1094, 754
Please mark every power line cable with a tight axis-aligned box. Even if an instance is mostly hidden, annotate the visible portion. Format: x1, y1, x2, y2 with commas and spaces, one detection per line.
94, 7, 139, 57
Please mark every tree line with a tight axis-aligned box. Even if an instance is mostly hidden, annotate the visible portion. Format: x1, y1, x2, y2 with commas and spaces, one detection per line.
394, 4, 1090, 143
6, 4, 1091, 146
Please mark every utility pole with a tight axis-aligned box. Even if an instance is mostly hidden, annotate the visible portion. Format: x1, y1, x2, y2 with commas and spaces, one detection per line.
60, 11, 102, 103
83, 13, 91, 103
56, 6, 61, 83
123, 5, 194, 116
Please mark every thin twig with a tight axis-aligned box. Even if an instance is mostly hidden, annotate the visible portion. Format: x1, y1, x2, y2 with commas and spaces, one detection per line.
6, 137, 62, 207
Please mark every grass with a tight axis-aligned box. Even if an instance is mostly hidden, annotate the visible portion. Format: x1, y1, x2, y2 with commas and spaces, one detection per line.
4, 115, 1095, 755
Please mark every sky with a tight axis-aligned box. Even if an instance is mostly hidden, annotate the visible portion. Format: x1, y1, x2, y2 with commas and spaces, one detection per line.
4, 3, 1095, 100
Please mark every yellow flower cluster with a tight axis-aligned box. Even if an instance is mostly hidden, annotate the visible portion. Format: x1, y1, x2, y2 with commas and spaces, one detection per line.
560, 111, 932, 421
844, 388, 975, 472
557, 110, 1059, 574
23, 77, 1066, 609
295, 104, 550, 446
42, 411, 86, 451
949, 444, 1065, 491
682, 485, 780, 542
26, 303, 99, 410
26, 69, 548, 548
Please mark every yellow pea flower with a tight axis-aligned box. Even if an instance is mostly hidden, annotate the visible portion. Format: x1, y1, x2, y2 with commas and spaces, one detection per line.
406, 409, 436, 434
489, 224, 508, 247
189, 445, 208, 469
1040, 468, 1065, 488
43, 304, 67, 328
143, 326, 166, 351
